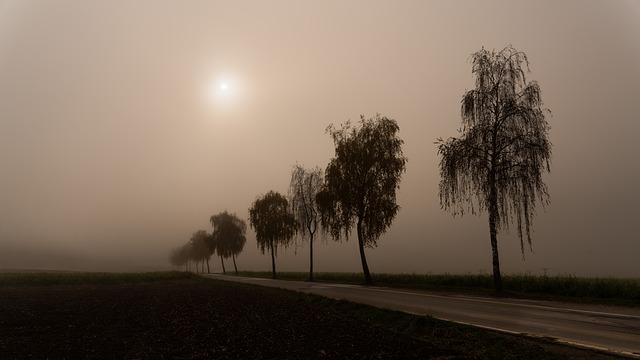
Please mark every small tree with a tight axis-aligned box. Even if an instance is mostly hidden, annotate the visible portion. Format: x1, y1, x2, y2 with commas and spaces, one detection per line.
210, 210, 247, 275
318, 114, 407, 285
289, 164, 324, 281
437, 45, 552, 292
190, 230, 211, 273
179, 243, 192, 272
248, 191, 296, 279
169, 247, 185, 270
228, 231, 246, 275
205, 234, 218, 272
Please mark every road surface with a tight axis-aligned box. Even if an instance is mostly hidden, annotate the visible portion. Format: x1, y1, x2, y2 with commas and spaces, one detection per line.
203, 274, 640, 358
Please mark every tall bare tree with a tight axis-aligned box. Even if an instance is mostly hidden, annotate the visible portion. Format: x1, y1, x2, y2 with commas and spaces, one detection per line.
210, 210, 247, 275
437, 45, 552, 292
248, 191, 296, 279
317, 114, 407, 285
289, 164, 324, 281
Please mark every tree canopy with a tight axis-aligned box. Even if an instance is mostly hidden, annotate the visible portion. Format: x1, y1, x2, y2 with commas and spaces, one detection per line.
248, 191, 296, 279
210, 210, 247, 275
190, 230, 212, 273
437, 45, 552, 292
318, 114, 407, 284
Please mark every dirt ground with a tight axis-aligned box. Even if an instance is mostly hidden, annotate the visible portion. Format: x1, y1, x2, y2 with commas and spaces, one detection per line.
0, 279, 458, 359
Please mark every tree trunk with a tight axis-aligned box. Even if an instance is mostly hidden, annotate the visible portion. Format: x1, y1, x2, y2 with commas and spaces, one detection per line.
488, 171, 503, 292
309, 233, 315, 282
220, 255, 226, 274
356, 218, 372, 285
270, 241, 277, 279
232, 254, 238, 275
206, 258, 210, 274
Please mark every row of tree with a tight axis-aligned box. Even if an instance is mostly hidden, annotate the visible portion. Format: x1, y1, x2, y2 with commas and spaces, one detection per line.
244, 112, 407, 285
171, 45, 552, 292
169, 211, 247, 275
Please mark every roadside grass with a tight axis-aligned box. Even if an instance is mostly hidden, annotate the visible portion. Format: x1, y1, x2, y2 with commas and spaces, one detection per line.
236, 271, 640, 306
0, 271, 198, 286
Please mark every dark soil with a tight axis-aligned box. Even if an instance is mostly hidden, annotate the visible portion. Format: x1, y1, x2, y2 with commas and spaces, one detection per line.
0, 279, 458, 359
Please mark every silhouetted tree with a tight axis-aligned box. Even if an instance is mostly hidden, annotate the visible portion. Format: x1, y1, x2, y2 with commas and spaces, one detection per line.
210, 210, 247, 275
170, 241, 193, 271
206, 234, 219, 272
180, 242, 192, 271
248, 191, 296, 279
190, 230, 211, 273
169, 247, 184, 270
289, 164, 324, 281
437, 45, 552, 292
317, 114, 407, 285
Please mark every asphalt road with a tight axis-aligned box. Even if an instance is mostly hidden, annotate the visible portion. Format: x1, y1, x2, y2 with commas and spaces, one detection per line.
203, 274, 640, 358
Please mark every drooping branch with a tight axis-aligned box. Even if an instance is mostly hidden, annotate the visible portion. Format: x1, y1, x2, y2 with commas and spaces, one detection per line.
439, 45, 551, 257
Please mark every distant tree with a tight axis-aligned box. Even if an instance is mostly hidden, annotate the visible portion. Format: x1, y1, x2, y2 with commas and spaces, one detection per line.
190, 230, 211, 273
289, 164, 324, 281
317, 114, 407, 285
170, 241, 193, 271
210, 210, 247, 275
169, 247, 185, 271
228, 229, 246, 274
437, 45, 552, 292
181, 244, 190, 271
206, 234, 218, 272
248, 191, 296, 279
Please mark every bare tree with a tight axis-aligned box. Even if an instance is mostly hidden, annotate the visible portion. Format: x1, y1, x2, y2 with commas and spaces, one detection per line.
289, 164, 324, 281
437, 45, 552, 292
248, 191, 296, 279
210, 210, 247, 275
317, 114, 407, 285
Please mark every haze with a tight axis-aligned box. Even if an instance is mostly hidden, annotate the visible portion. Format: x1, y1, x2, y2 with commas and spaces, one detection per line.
1, 1, 638, 277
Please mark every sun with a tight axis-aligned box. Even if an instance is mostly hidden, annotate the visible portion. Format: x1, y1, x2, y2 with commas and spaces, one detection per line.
202, 73, 244, 113
205, 80, 230, 101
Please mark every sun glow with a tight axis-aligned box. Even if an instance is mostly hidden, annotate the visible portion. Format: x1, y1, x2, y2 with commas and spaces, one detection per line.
205, 76, 235, 101
207, 80, 231, 100
202, 73, 245, 117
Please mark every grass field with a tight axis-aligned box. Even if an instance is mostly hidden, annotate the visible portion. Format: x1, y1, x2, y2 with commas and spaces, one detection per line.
236, 271, 640, 306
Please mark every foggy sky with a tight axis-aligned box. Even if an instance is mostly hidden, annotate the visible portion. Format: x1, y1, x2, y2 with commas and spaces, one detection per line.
1, 1, 639, 276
